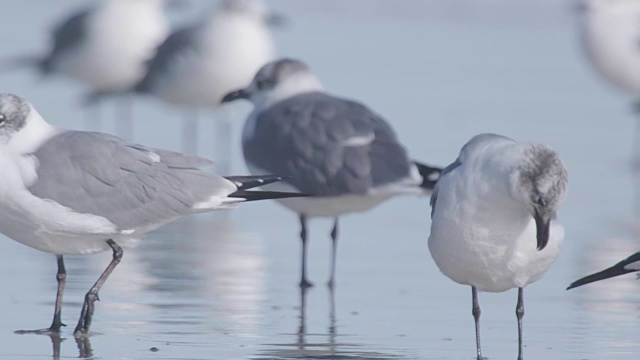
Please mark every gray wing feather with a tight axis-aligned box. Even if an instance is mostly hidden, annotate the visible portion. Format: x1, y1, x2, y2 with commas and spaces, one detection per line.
430, 157, 461, 218
243, 92, 414, 196
29, 132, 234, 230
41, 9, 90, 73
135, 25, 201, 93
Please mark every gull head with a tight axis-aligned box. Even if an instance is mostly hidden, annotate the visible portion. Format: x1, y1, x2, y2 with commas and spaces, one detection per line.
514, 144, 568, 251
221, 58, 323, 108
221, 0, 287, 27
0, 93, 31, 144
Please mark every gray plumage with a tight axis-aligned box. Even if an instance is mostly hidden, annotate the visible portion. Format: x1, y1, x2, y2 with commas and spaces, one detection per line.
28, 131, 234, 231
135, 26, 201, 94
518, 144, 568, 217
243, 92, 415, 196
40, 9, 90, 73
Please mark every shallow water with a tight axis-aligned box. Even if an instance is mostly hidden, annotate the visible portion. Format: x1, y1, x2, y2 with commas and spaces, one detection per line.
1, 0, 640, 359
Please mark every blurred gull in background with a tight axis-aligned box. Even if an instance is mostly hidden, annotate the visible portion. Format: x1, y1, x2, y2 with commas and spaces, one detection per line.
222, 58, 443, 288
0, 93, 302, 336
134, 0, 283, 170
579, 0, 640, 161
6, 0, 173, 140
428, 134, 568, 360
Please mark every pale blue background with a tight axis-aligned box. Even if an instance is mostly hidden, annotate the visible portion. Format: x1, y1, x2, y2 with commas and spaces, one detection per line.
0, 1, 638, 359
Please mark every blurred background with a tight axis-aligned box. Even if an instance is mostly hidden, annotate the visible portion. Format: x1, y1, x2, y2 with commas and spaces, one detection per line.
1, 0, 640, 359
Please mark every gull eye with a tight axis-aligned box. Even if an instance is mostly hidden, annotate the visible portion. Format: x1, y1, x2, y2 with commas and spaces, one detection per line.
0, 114, 6, 126
256, 78, 274, 90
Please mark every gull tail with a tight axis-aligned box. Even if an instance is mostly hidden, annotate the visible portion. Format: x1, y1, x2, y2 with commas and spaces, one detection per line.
225, 175, 288, 190
225, 175, 309, 201
567, 252, 640, 290
414, 161, 442, 190
229, 190, 308, 201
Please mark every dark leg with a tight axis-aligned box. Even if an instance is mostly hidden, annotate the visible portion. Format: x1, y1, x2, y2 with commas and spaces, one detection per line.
214, 109, 232, 175
15, 255, 67, 334
516, 287, 525, 360
299, 215, 313, 288
74, 240, 123, 337
472, 287, 482, 360
327, 218, 339, 288
116, 95, 134, 141
85, 102, 102, 133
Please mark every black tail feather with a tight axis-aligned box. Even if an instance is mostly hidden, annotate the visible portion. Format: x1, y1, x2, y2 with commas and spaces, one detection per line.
225, 175, 287, 190
229, 190, 309, 201
567, 252, 640, 290
414, 161, 442, 190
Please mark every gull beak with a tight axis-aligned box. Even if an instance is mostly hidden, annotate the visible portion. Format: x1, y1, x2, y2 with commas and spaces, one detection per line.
266, 13, 288, 28
221, 89, 250, 103
534, 209, 550, 251
567, 252, 640, 290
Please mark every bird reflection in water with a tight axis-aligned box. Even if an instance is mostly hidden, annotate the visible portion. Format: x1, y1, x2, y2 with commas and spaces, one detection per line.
47, 333, 93, 360
256, 287, 407, 359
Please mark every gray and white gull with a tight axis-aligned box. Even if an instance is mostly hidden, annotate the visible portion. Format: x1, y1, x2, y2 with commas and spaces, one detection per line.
222, 58, 443, 288
428, 134, 568, 360
0, 93, 302, 337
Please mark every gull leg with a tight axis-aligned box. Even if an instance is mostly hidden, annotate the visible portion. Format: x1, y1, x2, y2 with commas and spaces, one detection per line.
327, 218, 339, 288
516, 287, 525, 360
74, 240, 123, 337
472, 287, 483, 360
85, 102, 102, 133
299, 215, 313, 288
214, 107, 232, 175
15, 255, 67, 334
182, 110, 199, 155
115, 95, 134, 141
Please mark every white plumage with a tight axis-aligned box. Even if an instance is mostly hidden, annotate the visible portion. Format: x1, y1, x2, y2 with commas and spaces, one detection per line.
428, 133, 568, 360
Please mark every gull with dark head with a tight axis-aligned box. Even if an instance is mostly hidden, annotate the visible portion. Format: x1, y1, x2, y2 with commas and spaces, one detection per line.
7, 0, 172, 138
0, 93, 302, 337
428, 134, 568, 360
134, 0, 283, 160
222, 58, 442, 288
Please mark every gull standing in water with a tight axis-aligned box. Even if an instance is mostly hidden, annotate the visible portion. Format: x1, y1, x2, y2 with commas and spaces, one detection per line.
579, 0, 640, 159
568, 252, 640, 289
134, 0, 282, 167
0, 93, 302, 337
428, 134, 568, 360
8, 0, 172, 139
222, 58, 442, 288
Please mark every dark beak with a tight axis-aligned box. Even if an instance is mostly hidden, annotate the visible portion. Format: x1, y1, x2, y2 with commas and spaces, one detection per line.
534, 209, 550, 251
221, 89, 249, 103
567, 252, 640, 290
266, 13, 288, 28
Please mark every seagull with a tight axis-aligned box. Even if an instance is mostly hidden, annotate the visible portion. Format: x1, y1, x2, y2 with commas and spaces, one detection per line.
428, 134, 568, 360
568, 252, 640, 289
221, 58, 443, 288
7, 0, 172, 138
0, 93, 303, 337
133, 0, 282, 163
579, 0, 640, 158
